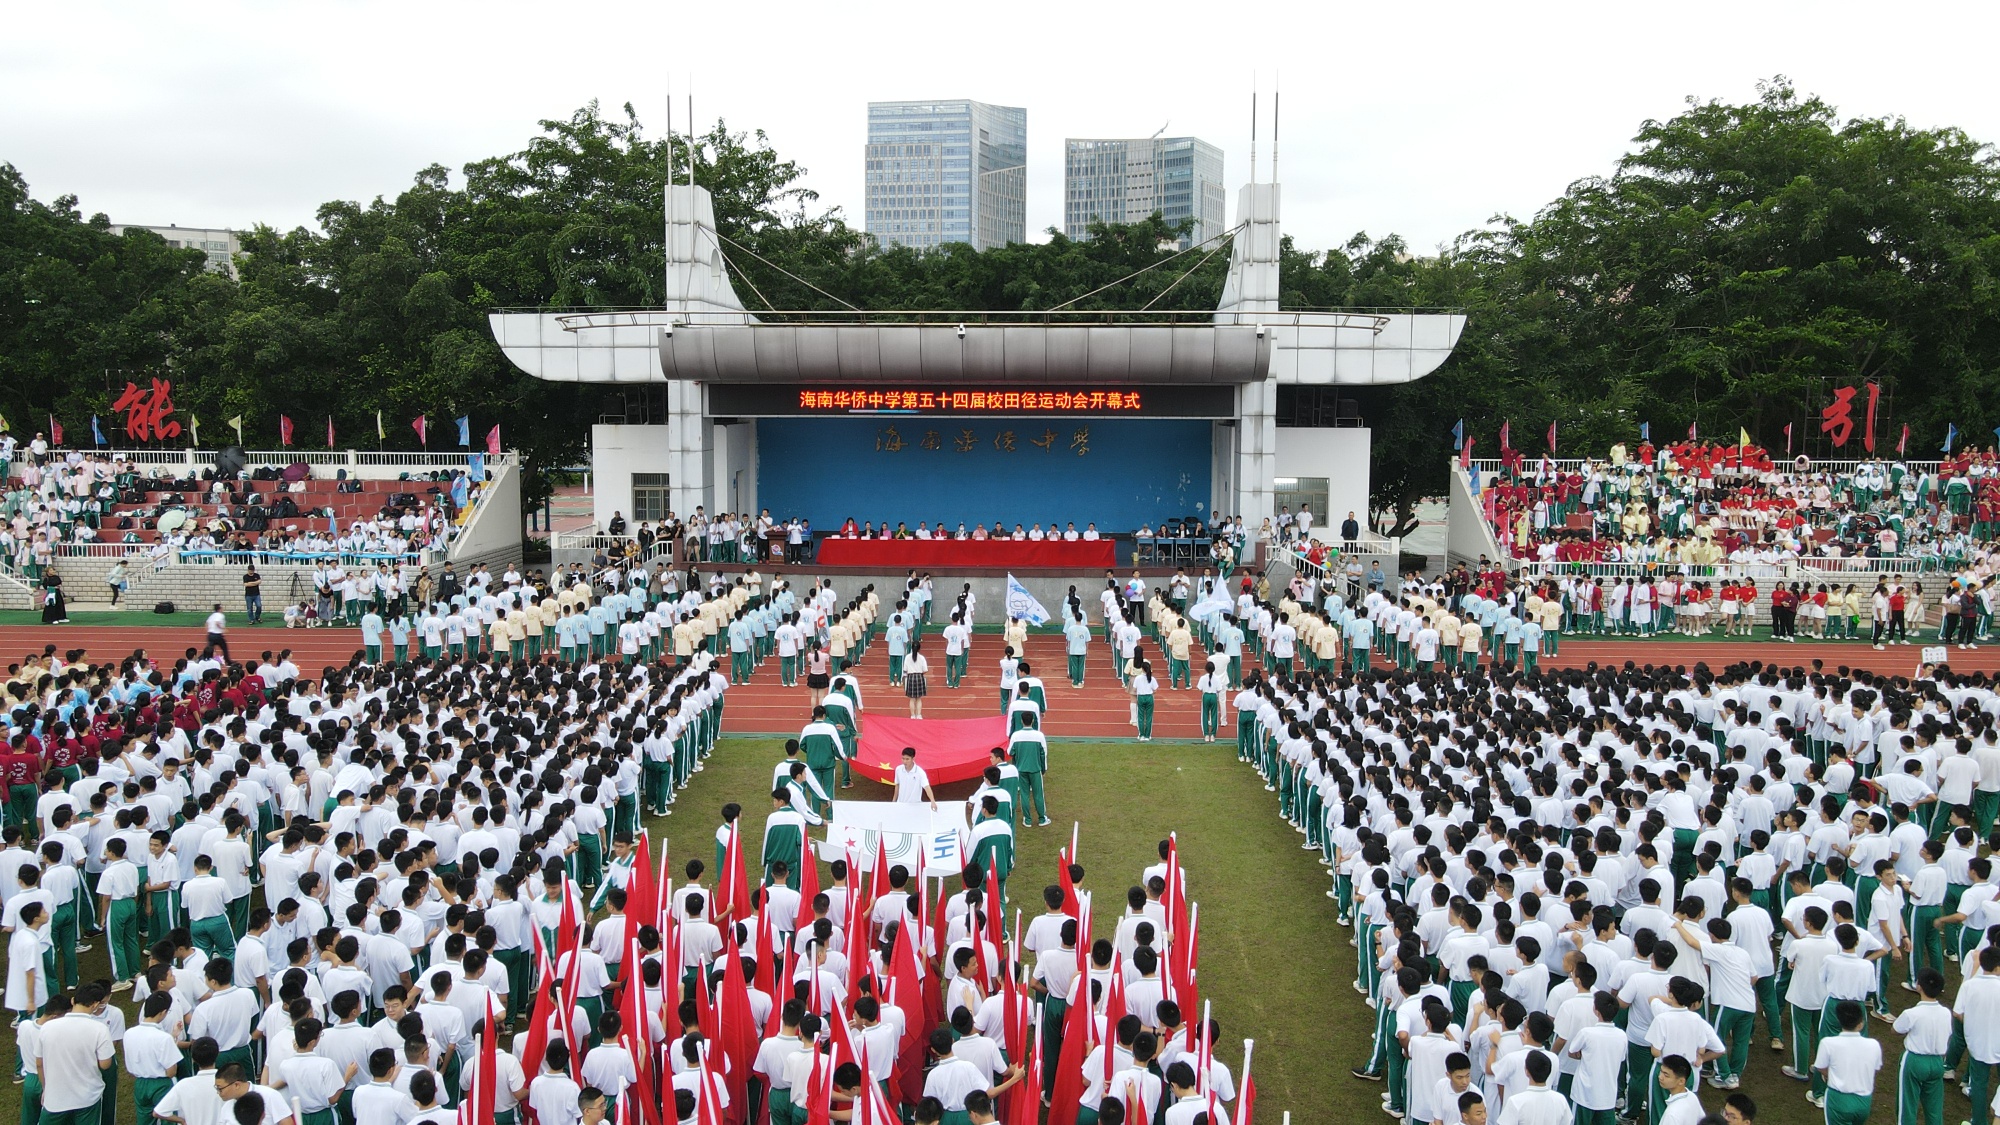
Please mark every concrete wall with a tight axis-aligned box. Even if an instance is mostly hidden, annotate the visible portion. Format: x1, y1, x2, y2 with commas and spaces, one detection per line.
1274, 427, 1371, 531
1447, 459, 1505, 565
591, 424, 671, 529
714, 422, 757, 516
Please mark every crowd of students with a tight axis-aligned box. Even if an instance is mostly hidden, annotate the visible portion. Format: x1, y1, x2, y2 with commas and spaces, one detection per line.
1199, 636, 2000, 1125
0, 546, 1275, 1125
1476, 441, 2000, 574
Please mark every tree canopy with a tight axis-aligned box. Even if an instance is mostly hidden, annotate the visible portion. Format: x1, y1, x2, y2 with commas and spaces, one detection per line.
5, 79, 1999, 523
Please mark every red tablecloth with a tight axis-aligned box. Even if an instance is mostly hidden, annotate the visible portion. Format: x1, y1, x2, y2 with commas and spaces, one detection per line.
853, 714, 1010, 785
814, 538, 1115, 568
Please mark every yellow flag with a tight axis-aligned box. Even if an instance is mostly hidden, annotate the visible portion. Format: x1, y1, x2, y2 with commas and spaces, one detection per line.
189, 413, 200, 445
0, 413, 9, 433
227, 415, 244, 443
1739, 427, 1752, 449
376, 410, 385, 440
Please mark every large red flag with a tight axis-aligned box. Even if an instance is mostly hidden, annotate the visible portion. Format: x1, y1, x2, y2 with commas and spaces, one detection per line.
412, 415, 428, 446
803, 1046, 831, 1125
1546, 420, 1557, 454
487, 424, 503, 456
1460, 436, 1475, 471
1007, 1016, 1040, 1125
716, 927, 757, 1125
718, 823, 752, 925
628, 832, 659, 937
279, 415, 294, 446
517, 937, 557, 1078
1864, 381, 1881, 453
460, 993, 499, 1125
799, 843, 821, 922
47, 415, 62, 446
755, 907, 779, 1033
1056, 848, 1080, 919
1499, 419, 1511, 452
620, 918, 665, 1125
1045, 982, 1093, 1125
887, 914, 926, 1105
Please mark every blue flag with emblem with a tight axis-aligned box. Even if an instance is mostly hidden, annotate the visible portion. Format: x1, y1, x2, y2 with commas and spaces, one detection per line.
1640, 422, 1650, 441
1451, 419, 1463, 449
1005, 573, 1050, 626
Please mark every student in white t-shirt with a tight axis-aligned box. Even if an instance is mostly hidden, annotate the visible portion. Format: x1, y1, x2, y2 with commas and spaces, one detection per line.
893, 749, 938, 810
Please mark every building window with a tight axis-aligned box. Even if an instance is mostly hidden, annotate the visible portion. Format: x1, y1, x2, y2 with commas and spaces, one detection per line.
1272, 477, 1329, 529
631, 473, 671, 523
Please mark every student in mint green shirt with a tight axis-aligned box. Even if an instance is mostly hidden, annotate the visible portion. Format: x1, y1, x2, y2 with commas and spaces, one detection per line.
1063, 618, 1091, 687
359, 611, 385, 664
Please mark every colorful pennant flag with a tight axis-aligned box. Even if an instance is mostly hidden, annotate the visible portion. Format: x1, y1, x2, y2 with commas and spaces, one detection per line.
227, 415, 244, 444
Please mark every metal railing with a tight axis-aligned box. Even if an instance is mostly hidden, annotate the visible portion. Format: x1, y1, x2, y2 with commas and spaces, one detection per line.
1515, 557, 1952, 584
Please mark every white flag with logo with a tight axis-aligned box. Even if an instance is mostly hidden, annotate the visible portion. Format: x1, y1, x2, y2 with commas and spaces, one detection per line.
1005, 573, 1050, 626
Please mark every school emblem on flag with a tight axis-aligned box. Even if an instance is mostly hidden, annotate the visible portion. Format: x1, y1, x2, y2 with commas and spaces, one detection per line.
1005, 573, 1050, 626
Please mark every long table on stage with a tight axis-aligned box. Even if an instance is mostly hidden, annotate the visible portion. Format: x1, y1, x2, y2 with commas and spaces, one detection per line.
813, 538, 1116, 568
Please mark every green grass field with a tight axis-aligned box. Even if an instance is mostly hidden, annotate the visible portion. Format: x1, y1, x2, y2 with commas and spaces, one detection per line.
0, 734, 1965, 1125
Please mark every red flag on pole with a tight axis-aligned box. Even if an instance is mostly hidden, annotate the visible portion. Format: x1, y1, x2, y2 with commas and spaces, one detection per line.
1899, 424, 1909, 456
1546, 420, 1557, 453
717, 823, 751, 925
627, 833, 659, 937
47, 415, 62, 446
799, 844, 821, 926
1785, 422, 1793, 454
462, 993, 499, 1125
1687, 420, 1698, 442
1864, 381, 1881, 453
1460, 437, 1476, 471
487, 424, 503, 456
1056, 847, 1080, 919
412, 415, 428, 446
327, 416, 336, 450
1045, 981, 1094, 1125
1234, 1042, 1257, 1125
1499, 419, 1511, 451
620, 918, 665, 1125
518, 937, 557, 1077
279, 415, 294, 446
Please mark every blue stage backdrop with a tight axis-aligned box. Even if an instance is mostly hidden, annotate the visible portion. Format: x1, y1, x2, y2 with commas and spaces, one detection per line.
756, 417, 1211, 533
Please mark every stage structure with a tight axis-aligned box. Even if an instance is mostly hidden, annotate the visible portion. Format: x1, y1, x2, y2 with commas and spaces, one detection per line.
492, 180, 1464, 539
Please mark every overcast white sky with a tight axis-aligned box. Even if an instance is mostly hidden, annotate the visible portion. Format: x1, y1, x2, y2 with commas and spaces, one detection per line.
4, 0, 1997, 255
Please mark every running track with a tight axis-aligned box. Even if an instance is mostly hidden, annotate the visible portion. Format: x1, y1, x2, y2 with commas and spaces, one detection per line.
4, 624, 1994, 742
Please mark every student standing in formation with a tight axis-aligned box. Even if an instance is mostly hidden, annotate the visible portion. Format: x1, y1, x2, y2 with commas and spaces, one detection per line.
904, 643, 931, 719
1196, 659, 1228, 744
1129, 659, 1159, 742
1009, 714, 1051, 827
1063, 612, 1092, 687
942, 614, 971, 689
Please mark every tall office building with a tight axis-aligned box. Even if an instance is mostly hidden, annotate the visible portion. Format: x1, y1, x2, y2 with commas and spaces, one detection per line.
865, 100, 1027, 251
1064, 136, 1225, 249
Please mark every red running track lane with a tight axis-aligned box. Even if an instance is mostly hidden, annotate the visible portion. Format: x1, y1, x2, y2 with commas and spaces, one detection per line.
7, 624, 1991, 733
0, 625, 363, 677
720, 634, 1211, 740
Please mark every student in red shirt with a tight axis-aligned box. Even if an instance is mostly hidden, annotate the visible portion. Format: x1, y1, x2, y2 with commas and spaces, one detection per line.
0, 735, 40, 839
1888, 584, 1909, 644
